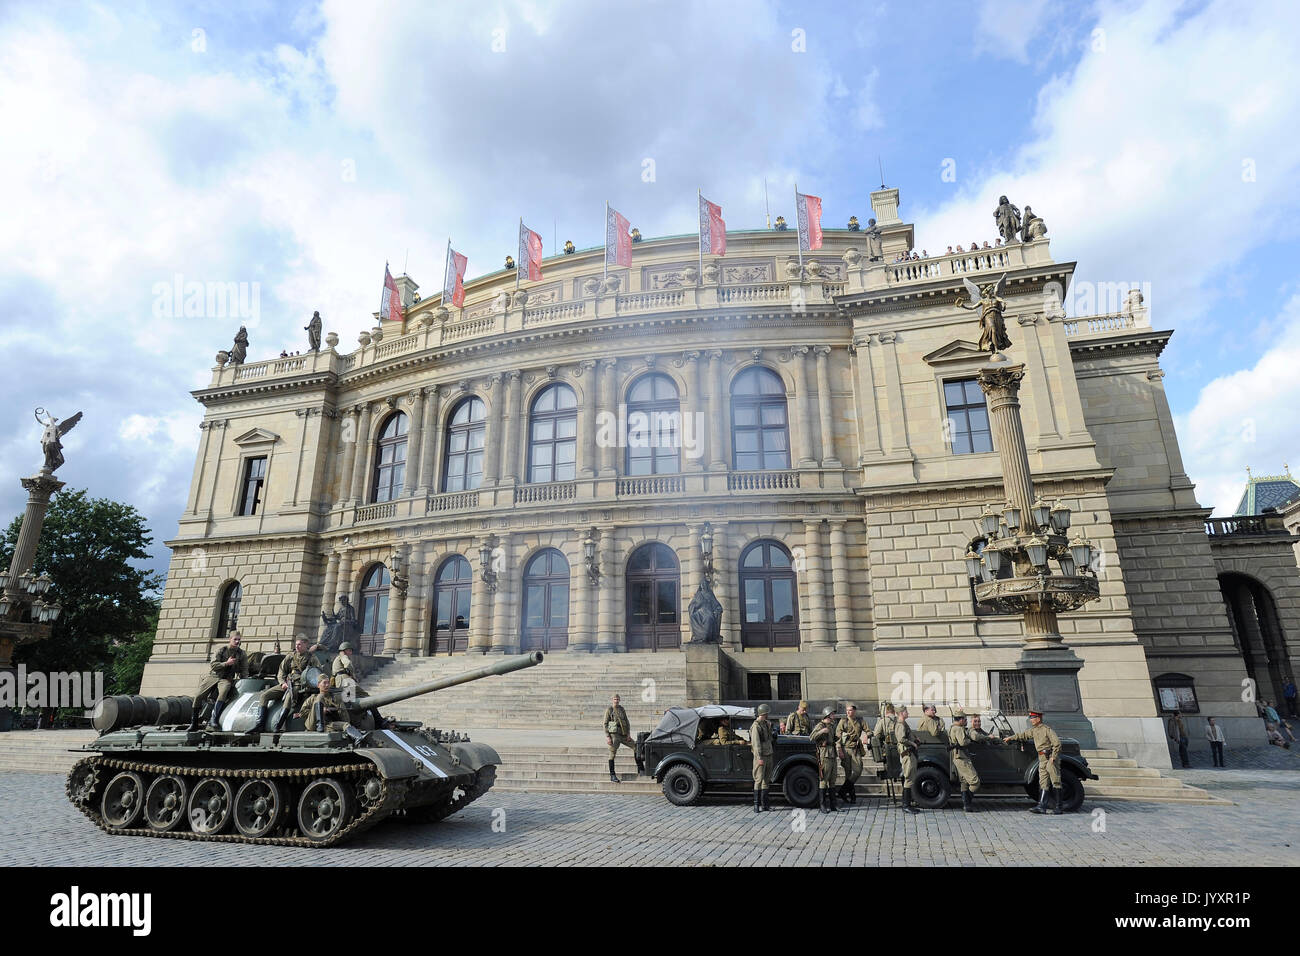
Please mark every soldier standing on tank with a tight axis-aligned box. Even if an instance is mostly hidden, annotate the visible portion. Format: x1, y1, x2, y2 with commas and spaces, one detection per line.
298, 675, 345, 731
751, 703, 774, 813
1004, 709, 1063, 814
784, 699, 812, 735
604, 694, 634, 784
948, 707, 981, 812
259, 636, 319, 728
810, 707, 840, 813
332, 642, 363, 699
190, 631, 247, 729
895, 705, 921, 814
835, 703, 869, 803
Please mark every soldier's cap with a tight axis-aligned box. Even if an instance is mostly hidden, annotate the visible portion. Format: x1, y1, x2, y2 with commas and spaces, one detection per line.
883, 703, 896, 714
798, 700, 808, 709
1028, 710, 1043, 718
951, 706, 967, 719
922, 703, 937, 712
756, 703, 770, 715
338, 642, 353, 652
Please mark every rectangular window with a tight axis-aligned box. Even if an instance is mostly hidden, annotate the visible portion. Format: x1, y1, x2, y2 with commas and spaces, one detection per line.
991, 670, 1029, 716
746, 673, 773, 701
777, 673, 802, 701
943, 378, 993, 455
239, 456, 267, 515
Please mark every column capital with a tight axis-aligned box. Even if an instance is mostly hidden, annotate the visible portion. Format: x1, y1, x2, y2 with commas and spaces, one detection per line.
677, 350, 702, 366
876, 330, 897, 345
1015, 312, 1040, 328
812, 345, 832, 358
976, 363, 1026, 397
507, 368, 523, 382
599, 357, 619, 370
577, 359, 598, 373
705, 349, 724, 362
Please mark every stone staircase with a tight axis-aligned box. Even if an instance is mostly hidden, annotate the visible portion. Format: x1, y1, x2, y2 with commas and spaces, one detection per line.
1082, 749, 1229, 804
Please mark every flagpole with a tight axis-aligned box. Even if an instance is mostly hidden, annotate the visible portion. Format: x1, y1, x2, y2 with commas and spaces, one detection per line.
764, 178, 771, 230
697, 188, 704, 281
794, 182, 803, 274
604, 201, 609, 280
516, 217, 521, 289
441, 238, 451, 305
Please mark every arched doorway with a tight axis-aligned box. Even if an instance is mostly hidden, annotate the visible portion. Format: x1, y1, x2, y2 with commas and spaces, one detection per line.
431, 555, 473, 654
358, 564, 390, 655
739, 540, 799, 649
1220, 572, 1293, 709
626, 543, 681, 650
522, 549, 570, 651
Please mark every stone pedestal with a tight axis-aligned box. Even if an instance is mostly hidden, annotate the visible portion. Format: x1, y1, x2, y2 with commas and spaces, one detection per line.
1017, 645, 1098, 749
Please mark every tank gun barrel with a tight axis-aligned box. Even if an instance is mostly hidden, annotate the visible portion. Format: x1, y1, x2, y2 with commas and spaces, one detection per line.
352, 651, 543, 712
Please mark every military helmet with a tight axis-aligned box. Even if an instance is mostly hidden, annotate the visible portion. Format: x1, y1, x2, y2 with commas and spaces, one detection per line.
756, 703, 771, 716
339, 642, 353, 652
820, 706, 837, 719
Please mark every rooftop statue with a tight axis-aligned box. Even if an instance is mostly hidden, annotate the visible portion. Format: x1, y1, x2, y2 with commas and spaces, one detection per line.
305, 310, 322, 352
36, 407, 83, 475
230, 326, 249, 365
864, 217, 883, 261
956, 273, 1012, 358
994, 195, 1022, 244
1021, 205, 1047, 241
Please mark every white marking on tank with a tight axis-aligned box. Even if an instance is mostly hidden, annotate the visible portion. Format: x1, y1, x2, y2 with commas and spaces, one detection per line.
380, 729, 449, 777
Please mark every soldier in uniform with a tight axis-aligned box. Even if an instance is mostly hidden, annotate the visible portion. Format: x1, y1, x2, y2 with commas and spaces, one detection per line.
918, 703, 947, 742
810, 707, 840, 812
895, 705, 921, 814
1004, 709, 1063, 814
603, 694, 634, 784
835, 703, 869, 803
332, 642, 363, 698
872, 702, 897, 753
259, 636, 321, 729
750, 703, 774, 812
297, 674, 345, 731
784, 700, 812, 735
190, 631, 247, 729
948, 707, 981, 812
969, 713, 994, 743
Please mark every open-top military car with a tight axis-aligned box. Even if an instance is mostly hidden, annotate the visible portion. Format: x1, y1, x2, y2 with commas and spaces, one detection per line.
879, 708, 1098, 811
636, 705, 822, 807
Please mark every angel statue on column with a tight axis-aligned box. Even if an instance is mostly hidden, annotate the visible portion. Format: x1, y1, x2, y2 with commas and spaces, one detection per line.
956, 273, 1012, 360
36, 407, 83, 475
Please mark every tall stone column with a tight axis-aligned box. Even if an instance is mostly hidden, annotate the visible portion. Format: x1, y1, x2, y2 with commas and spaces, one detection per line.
828, 520, 855, 649
1015, 315, 1060, 443
468, 538, 493, 653
503, 371, 523, 483
416, 386, 441, 497
788, 346, 817, 467
335, 408, 359, 508
848, 337, 882, 461
571, 534, 597, 653
813, 346, 840, 466
7, 475, 63, 583
579, 361, 598, 478
803, 519, 830, 648
383, 546, 407, 655
599, 360, 619, 477
713, 523, 738, 648
977, 366, 1034, 526
185, 422, 214, 514
680, 351, 704, 471
707, 350, 727, 470
404, 388, 425, 495
336, 550, 354, 607
595, 531, 617, 651
347, 403, 373, 506
483, 373, 505, 485
320, 551, 340, 621
401, 542, 426, 655
490, 534, 514, 653
877, 331, 910, 456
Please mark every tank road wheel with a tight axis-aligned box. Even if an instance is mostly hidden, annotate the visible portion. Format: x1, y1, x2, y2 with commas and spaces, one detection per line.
355, 774, 385, 814
297, 777, 354, 843
67, 760, 99, 808
188, 777, 234, 835
101, 771, 146, 828
661, 764, 704, 807
781, 764, 819, 808
912, 767, 951, 810
144, 775, 189, 832
234, 779, 286, 838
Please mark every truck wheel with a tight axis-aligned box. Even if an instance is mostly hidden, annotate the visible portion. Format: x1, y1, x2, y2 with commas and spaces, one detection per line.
1059, 772, 1085, 812
782, 765, 819, 808
661, 765, 703, 806
912, 767, 950, 809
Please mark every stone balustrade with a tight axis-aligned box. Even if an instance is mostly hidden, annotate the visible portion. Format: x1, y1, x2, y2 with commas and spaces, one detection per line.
1205, 514, 1288, 537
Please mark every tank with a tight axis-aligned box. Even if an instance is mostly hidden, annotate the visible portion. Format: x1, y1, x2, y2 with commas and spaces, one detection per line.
65, 651, 543, 846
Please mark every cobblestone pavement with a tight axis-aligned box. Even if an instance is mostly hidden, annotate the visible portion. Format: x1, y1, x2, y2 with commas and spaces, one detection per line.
1, 772, 1296, 866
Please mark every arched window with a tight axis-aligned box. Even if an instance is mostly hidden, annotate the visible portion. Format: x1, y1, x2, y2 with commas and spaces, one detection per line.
217, 581, 241, 637
371, 411, 409, 503
358, 564, 391, 655
625, 543, 681, 650
527, 384, 577, 483
443, 397, 487, 492
432, 555, 473, 655
521, 549, 570, 652
730, 367, 790, 471
738, 540, 799, 649
626, 374, 681, 475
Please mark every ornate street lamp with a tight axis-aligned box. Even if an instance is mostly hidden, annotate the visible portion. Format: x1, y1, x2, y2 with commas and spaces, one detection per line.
1030, 496, 1052, 533
979, 509, 1001, 538
700, 521, 715, 584
478, 535, 499, 592
582, 528, 601, 588
1049, 499, 1072, 534
1001, 501, 1021, 534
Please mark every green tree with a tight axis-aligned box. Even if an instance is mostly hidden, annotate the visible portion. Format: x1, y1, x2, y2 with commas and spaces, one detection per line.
2, 488, 164, 690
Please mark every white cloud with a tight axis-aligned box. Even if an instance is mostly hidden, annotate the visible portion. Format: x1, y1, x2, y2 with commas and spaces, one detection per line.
974, 0, 1054, 63
853, 67, 882, 130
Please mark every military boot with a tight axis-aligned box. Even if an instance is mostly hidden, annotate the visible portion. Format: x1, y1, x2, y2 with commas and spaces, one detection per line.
761, 789, 771, 811
826, 786, 838, 812
819, 788, 830, 813
206, 700, 226, 730
902, 788, 919, 814
1030, 787, 1049, 813
1049, 786, 1063, 815
753, 789, 761, 813
608, 759, 619, 784
962, 790, 974, 813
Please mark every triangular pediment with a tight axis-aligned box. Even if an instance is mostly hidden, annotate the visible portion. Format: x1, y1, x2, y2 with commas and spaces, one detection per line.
233, 427, 280, 446
922, 339, 987, 366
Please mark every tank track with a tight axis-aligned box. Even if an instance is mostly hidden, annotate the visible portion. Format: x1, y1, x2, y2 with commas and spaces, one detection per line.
65, 755, 407, 848
401, 765, 497, 823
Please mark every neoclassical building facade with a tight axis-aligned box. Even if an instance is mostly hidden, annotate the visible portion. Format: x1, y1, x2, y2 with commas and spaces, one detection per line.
141, 187, 1299, 766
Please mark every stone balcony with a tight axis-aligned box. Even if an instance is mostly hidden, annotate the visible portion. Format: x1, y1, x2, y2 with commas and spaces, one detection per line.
1205, 514, 1289, 538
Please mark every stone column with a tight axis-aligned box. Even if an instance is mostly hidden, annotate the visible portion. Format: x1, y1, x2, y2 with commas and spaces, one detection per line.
416, 386, 441, 497
185, 422, 214, 514
707, 350, 727, 470
202, 420, 229, 516
401, 542, 427, 655
828, 520, 854, 649
680, 351, 704, 471
468, 540, 493, 653
849, 337, 882, 461
877, 331, 910, 456
978, 366, 1034, 523
788, 346, 817, 467
6, 475, 64, 582
336, 550, 354, 608
483, 373, 504, 485
320, 551, 340, 621
599, 360, 619, 477
713, 523, 738, 648
335, 408, 359, 508
595, 531, 617, 651
579, 361, 598, 478
503, 370, 524, 483
803, 519, 831, 648
571, 534, 597, 653
1015, 315, 1060, 443
813, 346, 840, 466
347, 403, 373, 506
384, 547, 407, 655
490, 534, 514, 653
404, 388, 425, 495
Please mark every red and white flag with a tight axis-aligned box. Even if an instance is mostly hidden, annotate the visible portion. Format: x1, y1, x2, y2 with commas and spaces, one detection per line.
698, 194, 726, 256
605, 205, 632, 269
379, 263, 404, 323
795, 190, 823, 252
518, 221, 543, 283
443, 245, 468, 308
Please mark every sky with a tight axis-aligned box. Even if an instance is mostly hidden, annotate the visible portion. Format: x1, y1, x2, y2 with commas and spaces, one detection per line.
3, 0, 1299, 584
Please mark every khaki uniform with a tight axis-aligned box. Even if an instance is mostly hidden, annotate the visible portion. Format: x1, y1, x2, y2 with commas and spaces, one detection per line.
194, 645, 247, 704
969, 725, 993, 744
918, 714, 947, 742
750, 716, 774, 790
894, 718, 919, 787
297, 688, 345, 731
604, 705, 635, 759
1008, 722, 1062, 789
259, 648, 317, 709
707, 724, 742, 744
332, 653, 363, 696
810, 722, 840, 790
872, 714, 897, 752
785, 710, 812, 736
948, 722, 981, 793
836, 715, 869, 787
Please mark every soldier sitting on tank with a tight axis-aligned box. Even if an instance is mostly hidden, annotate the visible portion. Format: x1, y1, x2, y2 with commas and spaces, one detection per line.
331, 642, 364, 700
297, 675, 348, 731
259, 636, 321, 728
189, 632, 248, 730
